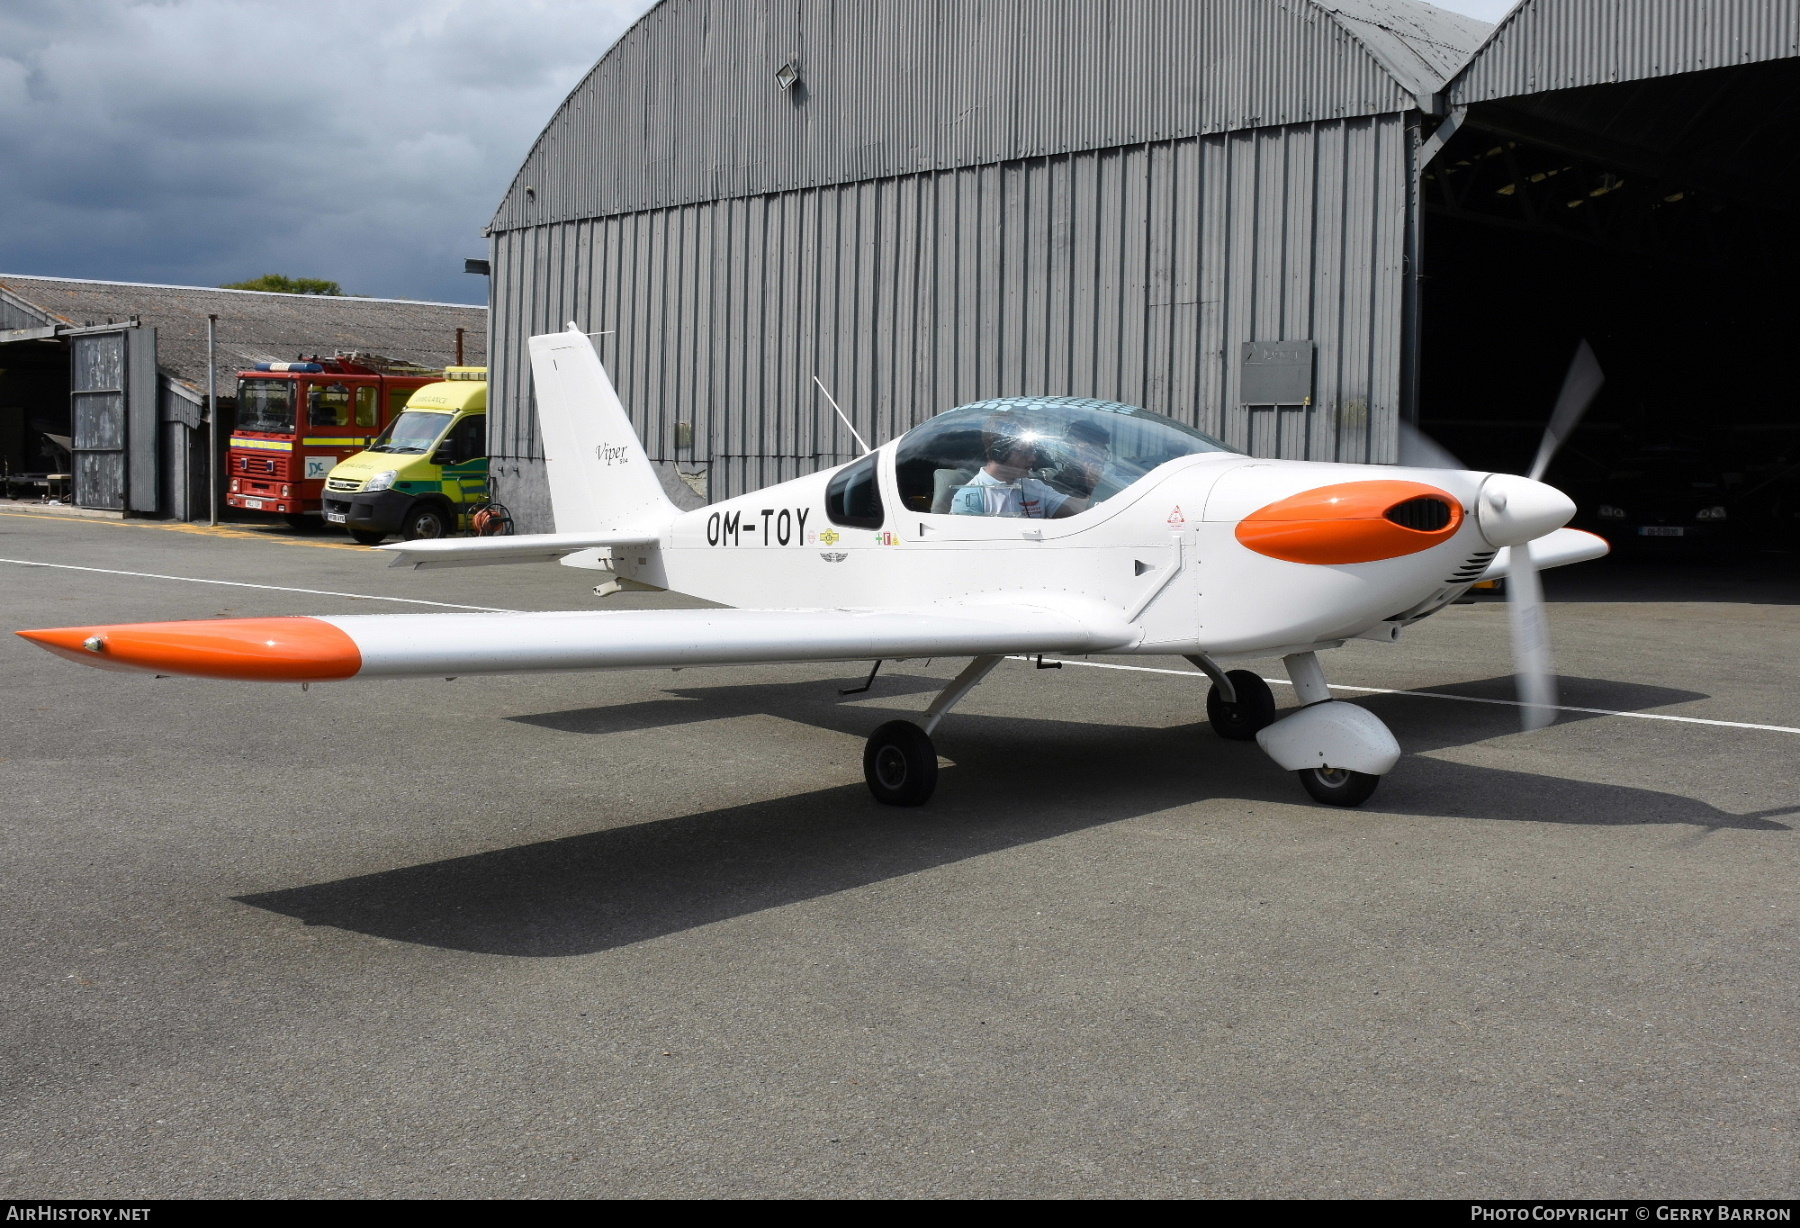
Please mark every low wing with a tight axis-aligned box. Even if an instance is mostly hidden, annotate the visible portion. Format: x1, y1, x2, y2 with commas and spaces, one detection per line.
18, 604, 1137, 682
376, 531, 659, 570
1478, 527, 1609, 582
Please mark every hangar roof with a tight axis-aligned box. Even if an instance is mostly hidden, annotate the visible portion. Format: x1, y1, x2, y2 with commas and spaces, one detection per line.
492, 0, 1491, 233
1449, 0, 1800, 104
0, 275, 486, 397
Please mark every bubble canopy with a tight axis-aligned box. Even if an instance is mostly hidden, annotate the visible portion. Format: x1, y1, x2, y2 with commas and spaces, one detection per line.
893, 396, 1238, 519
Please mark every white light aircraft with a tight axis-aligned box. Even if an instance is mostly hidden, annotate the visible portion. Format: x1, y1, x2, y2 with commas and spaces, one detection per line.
19, 328, 1608, 808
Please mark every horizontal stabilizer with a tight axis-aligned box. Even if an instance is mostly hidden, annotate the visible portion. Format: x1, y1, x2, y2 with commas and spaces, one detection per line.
18, 604, 1138, 681
376, 531, 661, 570
1478, 527, 1609, 582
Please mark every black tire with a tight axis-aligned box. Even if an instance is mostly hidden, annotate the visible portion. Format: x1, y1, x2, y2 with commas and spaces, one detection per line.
283, 513, 314, 531
348, 528, 387, 546
863, 720, 938, 806
1296, 767, 1381, 807
1206, 670, 1277, 740
400, 503, 451, 541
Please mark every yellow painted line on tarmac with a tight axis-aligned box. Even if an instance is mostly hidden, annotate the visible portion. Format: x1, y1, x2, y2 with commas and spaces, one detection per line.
0, 510, 368, 550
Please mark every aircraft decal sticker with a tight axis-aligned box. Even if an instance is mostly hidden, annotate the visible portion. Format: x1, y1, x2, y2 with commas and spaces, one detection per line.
1167, 506, 1186, 529
819, 529, 840, 545
820, 552, 847, 562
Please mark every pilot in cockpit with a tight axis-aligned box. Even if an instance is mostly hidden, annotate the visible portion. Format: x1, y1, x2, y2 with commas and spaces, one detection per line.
949, 413, 1095, 519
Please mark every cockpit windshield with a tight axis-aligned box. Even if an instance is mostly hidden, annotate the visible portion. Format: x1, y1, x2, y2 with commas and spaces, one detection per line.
235, 379, 296, 434
894, 397, 1237, 518
367, 410, 452, 454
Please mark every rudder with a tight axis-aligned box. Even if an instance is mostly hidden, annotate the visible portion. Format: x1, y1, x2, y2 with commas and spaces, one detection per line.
528, 325, 677, 533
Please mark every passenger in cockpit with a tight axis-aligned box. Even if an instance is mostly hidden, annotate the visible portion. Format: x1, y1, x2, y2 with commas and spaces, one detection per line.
1048, 418, 1115, 500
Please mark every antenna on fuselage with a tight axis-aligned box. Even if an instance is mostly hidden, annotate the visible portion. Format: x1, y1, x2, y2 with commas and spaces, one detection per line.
813, 375, 871, 456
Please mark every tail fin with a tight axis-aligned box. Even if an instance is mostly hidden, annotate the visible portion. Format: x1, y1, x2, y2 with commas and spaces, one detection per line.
528, 325, 677, 533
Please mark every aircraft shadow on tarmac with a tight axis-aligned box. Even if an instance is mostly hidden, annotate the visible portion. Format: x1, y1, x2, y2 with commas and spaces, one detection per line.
237, 670, 1793, 958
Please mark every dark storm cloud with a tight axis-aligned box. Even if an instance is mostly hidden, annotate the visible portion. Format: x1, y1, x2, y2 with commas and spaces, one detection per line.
0, 0, 653, 303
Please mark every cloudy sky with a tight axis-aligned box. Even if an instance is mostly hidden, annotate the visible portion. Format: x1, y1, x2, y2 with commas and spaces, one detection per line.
0, 0, 1518, 306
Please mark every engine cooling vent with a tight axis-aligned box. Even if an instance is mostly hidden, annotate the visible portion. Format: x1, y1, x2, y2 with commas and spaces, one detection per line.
1447, 550, 1497, 583
1385, 495, 1453, 532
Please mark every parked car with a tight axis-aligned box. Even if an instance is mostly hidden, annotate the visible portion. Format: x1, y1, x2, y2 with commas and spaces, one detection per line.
1571, 448, 1740, 558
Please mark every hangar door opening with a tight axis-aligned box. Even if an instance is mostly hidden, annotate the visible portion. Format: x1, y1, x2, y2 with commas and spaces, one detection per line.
1419, 58, 1800, 562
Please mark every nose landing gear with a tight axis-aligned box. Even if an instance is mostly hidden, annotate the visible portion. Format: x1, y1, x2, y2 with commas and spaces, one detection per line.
1192, 650, 1399, 807
1294, 765, 1382, 807
1253, 651, 1400, 807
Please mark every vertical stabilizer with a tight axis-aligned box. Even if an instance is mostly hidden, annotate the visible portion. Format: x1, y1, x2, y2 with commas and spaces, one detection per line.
528, 325, 677, 533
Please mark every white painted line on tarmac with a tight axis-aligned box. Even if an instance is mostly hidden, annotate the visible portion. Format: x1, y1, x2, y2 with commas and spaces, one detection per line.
1015, 656, 1800, 736
0, 557, 522, 614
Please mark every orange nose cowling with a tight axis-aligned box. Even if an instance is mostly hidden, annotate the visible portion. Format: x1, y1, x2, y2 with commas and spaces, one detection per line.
1236, 480, 1463, 565
16, 617, 362, 682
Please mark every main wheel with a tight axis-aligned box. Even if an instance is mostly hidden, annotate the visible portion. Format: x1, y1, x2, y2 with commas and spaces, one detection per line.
1296, 767, 1381, 807
863, 720, 938, 806
348, 528, 387, 546
400, 503, 450, 541
1206, 670, 1277, 740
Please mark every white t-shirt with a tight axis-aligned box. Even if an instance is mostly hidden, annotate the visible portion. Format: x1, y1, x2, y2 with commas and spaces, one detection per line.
949, 468, 1071, 519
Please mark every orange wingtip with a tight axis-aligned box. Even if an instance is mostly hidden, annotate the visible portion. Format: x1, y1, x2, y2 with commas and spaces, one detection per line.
16, 617, 361, 682
1236, 480, 1464, 565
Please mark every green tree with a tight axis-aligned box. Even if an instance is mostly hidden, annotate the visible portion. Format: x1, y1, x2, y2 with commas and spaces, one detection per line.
221, 274, 345, 296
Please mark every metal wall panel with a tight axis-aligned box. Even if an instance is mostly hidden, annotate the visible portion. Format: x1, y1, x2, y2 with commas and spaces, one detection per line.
126, 327, 159, 514
0, 293, 52, 331
1451, 0, 1800, 104
70, 331, 128, 511
491, 0, 1483, 231
489, 115, 1410, 531
158, 376, 209, 522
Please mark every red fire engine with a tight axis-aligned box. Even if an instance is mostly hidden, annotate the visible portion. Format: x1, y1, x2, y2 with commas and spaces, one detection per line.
224, 355, 439, 525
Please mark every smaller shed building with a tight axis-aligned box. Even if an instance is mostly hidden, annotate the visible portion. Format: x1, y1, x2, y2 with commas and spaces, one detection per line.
0, 276, 486, 520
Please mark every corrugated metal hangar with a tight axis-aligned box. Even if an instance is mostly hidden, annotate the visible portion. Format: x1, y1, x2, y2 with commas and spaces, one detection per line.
484, 0, 1800, 544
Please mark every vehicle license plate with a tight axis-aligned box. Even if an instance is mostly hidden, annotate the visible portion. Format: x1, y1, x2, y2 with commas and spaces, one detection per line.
1639, 525, 1684, 537
324, 511, 346, 523
243, 498, 264, 509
